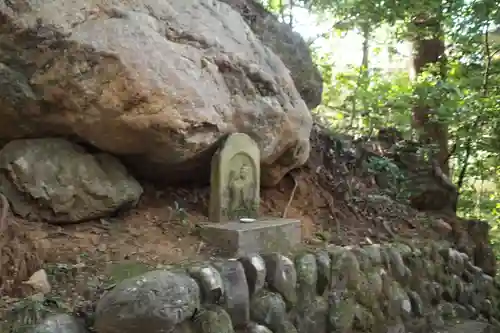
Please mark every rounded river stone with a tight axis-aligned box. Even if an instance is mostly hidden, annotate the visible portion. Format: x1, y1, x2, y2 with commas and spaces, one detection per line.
262, 253, 297, 307
94, 270, 200, 333
193, 305, 234, 333
188, 263, 224, 304
238, 254, 266, 297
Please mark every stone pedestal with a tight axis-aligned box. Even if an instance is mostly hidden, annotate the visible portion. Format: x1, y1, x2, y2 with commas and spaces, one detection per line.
200, 218, 301, 256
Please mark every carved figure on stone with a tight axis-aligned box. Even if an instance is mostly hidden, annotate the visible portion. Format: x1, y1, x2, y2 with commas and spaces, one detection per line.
209, 133, 260, 222
227, 161, 256, 218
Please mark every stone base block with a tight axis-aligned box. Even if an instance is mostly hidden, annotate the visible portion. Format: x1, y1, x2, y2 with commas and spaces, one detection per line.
199, 218, 301, 256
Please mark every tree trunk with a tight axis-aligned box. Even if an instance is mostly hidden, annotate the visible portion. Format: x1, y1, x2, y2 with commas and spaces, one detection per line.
349, 23, 370, 129
410, 15, 450, 175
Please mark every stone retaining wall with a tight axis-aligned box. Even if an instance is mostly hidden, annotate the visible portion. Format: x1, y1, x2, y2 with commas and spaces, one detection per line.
47, 241, 500, 333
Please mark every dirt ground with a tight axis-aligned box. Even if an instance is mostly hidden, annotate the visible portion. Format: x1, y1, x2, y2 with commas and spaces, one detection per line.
10, 167, 440, 269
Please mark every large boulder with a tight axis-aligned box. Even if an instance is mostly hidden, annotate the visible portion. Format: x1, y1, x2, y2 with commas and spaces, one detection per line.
0, 138, 143, 223
218, 0, 323, 109
0, 0, 313, 186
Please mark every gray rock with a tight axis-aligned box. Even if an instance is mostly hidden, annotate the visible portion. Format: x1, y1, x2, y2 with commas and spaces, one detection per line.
443, 274, 462, 302
480, 298, 494, 317
262, 253, 297, 307
430, 281, 443, 303
315, 251, 331, 296
30, 314, 88, 333
238, 253, 267, 296
293, 296, 328, 333
386, 321, 406, 333
213, 259, 250, 327
362, 244, 383, 266
276, 321, 298, 333
172, 322, 195, 333
439, 320, 493, 333
355, 272, 380, 311
387, 281, 412, 319
438, 302, 456, 320
448, 248, 466, 274
188, 263, 224, 304
407, 290, 424, 317
391, 243, 413, 257
327, 294, 357, 333
250, 290, 288, 333
192, 305, 234, 333
386, 247, 408, 283
94, 270, 200, 333
475, 273, 495, 295
243, 323, 273, 333
350, 247, 373, 271
458, 284, 474, 305
0, 138, 142, 223
295, 253, 317, 305
352, 304, 375, 331
453, 304, 474, 319
331, 250, 362, 290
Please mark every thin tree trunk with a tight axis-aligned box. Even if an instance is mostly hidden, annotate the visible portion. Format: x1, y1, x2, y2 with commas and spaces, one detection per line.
410, 13, 449, 175
348, 23, 370, 129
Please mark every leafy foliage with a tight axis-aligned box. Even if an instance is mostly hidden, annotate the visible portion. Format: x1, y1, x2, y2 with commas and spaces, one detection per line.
259, 0, 500, 248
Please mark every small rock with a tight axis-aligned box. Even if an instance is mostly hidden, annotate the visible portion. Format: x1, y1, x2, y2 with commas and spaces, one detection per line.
327, 294, 356, 332
238, 254, 266, 297
212, 260, 250, 327
453, 304, 473, 319
432, 219, 452, 234
192, 305, 234, 333
262, 253, 297, 307
188, 263, 224, 304
250, 290, 288, 333
22, 269, 51, 295
30, 314, 88, 333
244, 323, 273, 333
363, 244, 383, 265
391, 243, 413, 257
295, 253, 317, 305
353, 304, 375, 331
387, 281, 412, 319
351, 247, 373, 271
278, 321, 298, 333
429, 282, 443, 303
386, 320, 406, 333
480, 298, 493, 317
458, 284, 474, 305
315, 251, 331, 296
355, 273, 379, 310
386, 247, 408, 283
438, 302, 456, 320
331, 250, 362, 290
293, 296, 328, 333
407, 290, 424, 317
